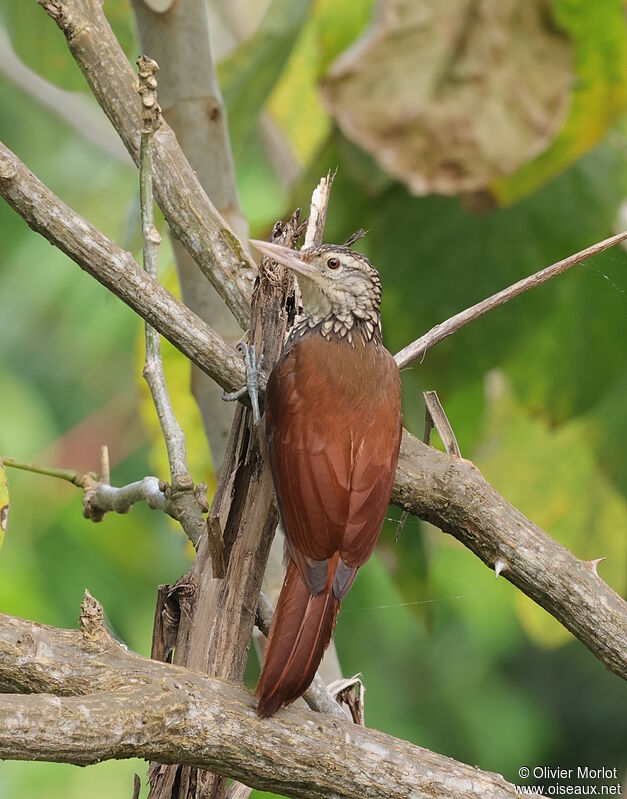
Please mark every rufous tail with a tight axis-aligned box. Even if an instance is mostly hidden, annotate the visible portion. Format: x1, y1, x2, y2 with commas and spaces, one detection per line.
256, 559, 340, 718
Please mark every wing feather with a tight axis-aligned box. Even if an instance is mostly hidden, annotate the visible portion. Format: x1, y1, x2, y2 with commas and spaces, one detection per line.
266, 336, 401, 592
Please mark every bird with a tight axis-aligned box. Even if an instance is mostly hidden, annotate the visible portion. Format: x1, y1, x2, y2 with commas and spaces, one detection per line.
249, 238, 403, 718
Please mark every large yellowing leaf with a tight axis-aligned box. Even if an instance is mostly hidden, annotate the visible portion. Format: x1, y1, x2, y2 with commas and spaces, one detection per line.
0, 459, 8, 549
493, 0, 627, 203
320, 0, 573, 195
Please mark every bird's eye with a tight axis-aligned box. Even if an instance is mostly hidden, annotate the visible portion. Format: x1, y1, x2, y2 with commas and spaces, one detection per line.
327, 257, 340, 270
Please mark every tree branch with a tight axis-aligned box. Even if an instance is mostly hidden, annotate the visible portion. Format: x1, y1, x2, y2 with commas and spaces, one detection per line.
39, 0, 255, 329
394, 229, 627, 368
0, 602, 522, 799
135, 56, 207, 547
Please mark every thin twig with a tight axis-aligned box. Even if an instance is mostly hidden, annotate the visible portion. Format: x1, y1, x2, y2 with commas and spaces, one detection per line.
136, 58, 207, 549
138, 56, 189, 486
0, 456, 86, 487
423, 390, 461, 457
100, 445, 110, 485
0, 456, 205, 546
394, 229, 627, 369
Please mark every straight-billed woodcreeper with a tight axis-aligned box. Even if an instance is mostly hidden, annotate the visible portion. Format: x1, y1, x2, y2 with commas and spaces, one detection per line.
249, 239, 402, 718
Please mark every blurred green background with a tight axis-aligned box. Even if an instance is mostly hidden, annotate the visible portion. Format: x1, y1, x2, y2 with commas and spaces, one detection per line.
0, 1, 626, 798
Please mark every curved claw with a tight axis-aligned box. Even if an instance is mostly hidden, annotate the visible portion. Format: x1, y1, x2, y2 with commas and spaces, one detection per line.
221, 342, 264, 425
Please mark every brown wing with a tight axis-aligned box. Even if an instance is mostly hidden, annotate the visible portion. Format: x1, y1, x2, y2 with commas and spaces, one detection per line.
266, 336, 401, 596
341, 392, 402, 566
266, 343, 351, 591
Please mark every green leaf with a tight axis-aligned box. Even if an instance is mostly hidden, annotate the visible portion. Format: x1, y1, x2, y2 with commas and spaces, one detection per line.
1, 0, 136, 93
265, 0, 373, 169
218, 0, 314, 154
0, 458, 8, 548
492, 0, 627, 203
320, 0, 574, 196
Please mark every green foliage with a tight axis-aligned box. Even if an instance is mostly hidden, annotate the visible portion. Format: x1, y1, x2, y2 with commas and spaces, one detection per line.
1, 0, 137, 93
218, 0, 314, 154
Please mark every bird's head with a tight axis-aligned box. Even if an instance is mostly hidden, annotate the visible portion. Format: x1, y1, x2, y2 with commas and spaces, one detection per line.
251, 240, 382, 338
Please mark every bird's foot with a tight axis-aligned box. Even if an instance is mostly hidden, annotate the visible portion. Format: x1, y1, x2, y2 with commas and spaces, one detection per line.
222, 343, 264, 425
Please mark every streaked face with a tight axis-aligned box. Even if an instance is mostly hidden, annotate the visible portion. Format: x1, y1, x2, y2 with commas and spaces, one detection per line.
250, 241, 382, 323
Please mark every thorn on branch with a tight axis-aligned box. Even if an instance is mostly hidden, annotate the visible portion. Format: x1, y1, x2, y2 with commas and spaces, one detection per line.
587, 557, 606, 577
100, 445, 110, 485
494, 558, 509, 579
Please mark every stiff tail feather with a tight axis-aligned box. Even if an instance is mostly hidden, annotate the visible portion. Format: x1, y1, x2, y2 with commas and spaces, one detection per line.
256, 559, 340, 718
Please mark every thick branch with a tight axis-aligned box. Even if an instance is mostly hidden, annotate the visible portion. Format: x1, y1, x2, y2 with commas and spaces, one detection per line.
0, 608, 520, 799
0, 141, 245, 396
394, 431, 627, 679
39, 0, 254, 329
394, 230, 627, 368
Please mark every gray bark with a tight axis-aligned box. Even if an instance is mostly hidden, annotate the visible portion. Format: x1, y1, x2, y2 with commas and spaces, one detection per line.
0, 601, 526, 799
